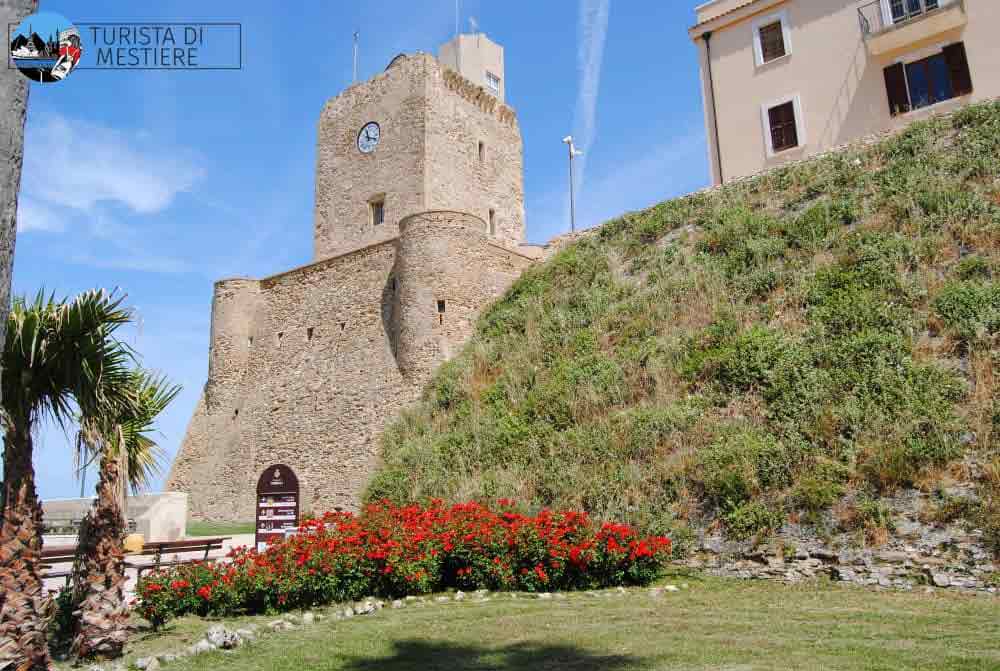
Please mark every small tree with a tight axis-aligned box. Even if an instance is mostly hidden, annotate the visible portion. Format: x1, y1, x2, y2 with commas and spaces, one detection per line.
71, 370, 179, 660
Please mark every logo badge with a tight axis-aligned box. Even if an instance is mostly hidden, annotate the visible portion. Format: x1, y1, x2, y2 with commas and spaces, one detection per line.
9, 11, 82, 83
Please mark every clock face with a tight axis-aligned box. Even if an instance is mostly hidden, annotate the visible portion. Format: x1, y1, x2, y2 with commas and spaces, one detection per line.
358, 122, 380, 153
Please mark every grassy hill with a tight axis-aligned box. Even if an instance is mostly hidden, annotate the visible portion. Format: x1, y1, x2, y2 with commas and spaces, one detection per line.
367, 101, 1000, 552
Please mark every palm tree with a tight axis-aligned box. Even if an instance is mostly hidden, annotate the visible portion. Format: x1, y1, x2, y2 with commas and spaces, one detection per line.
71, 370, 179, 660
0, 290, 133, 670
0, 0, 38, 396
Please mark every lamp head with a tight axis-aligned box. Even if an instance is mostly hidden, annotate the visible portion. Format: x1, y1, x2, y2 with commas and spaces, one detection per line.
562, 135, 573, 144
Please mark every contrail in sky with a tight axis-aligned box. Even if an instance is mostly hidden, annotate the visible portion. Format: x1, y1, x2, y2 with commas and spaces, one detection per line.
572, 0, 610, 195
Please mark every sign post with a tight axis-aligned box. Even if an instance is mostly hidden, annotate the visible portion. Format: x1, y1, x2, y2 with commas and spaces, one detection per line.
255, 464, 300, 552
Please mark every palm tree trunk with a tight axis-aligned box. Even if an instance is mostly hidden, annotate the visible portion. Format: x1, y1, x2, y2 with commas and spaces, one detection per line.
0, 424, 53, 670
0, 0, 38, 437
70, 451, 130, 660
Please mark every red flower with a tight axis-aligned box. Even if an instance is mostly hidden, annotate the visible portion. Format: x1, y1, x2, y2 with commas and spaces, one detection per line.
197, 585, 212, 600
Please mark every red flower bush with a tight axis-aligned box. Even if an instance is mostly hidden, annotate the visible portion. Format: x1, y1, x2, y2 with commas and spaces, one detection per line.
136, 500, 671, 628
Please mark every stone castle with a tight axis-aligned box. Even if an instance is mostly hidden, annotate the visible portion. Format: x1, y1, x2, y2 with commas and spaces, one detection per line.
167, 34, 544, 521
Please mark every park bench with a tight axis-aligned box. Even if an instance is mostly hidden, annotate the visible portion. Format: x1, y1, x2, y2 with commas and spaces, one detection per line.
124, 537, 230, 579
41, 545, 79, 587
41, 537, 230, 585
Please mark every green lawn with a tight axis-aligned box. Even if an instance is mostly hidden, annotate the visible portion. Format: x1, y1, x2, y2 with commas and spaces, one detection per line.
184, 520, 255, 538
77, 577, 1000, 671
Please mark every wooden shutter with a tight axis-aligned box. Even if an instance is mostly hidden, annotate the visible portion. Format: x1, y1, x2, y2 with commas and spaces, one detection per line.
883, 63, 909, 117
768, 101, 798, 152
943, 42, 973, 97
759, 22, 786, 63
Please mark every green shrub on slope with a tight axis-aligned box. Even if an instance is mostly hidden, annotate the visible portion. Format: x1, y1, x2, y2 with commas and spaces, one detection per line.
369, 101, 1000, 544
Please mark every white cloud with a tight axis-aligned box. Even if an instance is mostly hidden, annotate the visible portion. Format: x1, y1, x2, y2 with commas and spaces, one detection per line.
16, 197, 64, 233
22, 113, 204, 216
572, 0, 611, 192
17, 112, 204, 273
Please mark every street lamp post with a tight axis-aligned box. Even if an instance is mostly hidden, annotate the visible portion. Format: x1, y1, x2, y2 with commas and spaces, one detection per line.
562, 135, 583, 233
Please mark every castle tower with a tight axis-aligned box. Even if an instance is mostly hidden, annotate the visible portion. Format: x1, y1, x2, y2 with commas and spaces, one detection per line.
312, 33, 524, 259
169, 35, 537, 520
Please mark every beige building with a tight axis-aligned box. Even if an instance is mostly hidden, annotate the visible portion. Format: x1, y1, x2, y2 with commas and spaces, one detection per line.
690, 0, 999, 185
167, 33, 541, 521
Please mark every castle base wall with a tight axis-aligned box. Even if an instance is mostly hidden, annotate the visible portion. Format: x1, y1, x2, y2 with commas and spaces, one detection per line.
167, 226, 535, 522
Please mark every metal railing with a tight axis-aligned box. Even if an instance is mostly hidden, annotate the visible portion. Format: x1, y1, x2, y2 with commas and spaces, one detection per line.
858, 0, 947, 37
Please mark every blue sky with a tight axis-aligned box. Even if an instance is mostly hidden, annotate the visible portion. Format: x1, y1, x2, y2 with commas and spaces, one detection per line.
15, 0, 709, 500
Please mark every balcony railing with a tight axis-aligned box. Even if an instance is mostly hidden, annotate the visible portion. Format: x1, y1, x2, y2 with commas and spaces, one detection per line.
858, 0, 948, 37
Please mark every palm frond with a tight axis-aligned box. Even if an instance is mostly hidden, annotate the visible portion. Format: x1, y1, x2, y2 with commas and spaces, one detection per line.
76, 369, 181, 494
2, 288, 136, 432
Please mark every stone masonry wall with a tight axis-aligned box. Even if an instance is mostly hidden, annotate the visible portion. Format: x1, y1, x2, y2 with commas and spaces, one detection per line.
312, 56, 429, 260
397, 211, 535, 381
168, 221, 535, 521
312, 54, 525, 261
424, 68, 524, 250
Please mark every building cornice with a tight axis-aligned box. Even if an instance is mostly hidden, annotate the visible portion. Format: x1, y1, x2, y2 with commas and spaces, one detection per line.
689, 0, 788, 40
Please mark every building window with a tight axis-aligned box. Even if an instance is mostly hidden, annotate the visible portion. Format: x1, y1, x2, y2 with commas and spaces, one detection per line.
437, 299, 446, 325
478, 141, 486, 162
370, 199, 385, 227
761, 96, 803, 156
488, 209, 496, 236
759, 22, 785, 63
883, 42, 972, 116
889, 0, 940, 24
485, 71, 501, 96
752, 10, 791, 67
307, 327, 314, 341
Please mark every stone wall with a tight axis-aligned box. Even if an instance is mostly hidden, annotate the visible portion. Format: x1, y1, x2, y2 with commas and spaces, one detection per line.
424, 69, 524, 250
396, 211, 534, 381
312, 55, 430, 260
683, 486, 998, 594
312, 54, 524, 260
169, 241, 404, 520
168, 219, 535, 521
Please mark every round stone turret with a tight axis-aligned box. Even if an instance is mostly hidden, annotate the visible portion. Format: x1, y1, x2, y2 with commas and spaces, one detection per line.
206, 278, 260, 409
395, 210, 488, 381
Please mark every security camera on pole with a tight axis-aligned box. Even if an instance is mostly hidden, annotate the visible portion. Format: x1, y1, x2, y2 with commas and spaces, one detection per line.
562, 135, 583, 233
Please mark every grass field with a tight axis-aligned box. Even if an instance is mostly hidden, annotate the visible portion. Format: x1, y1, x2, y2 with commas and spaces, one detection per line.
78, 577, 1000, 671
184, 520, 255, 538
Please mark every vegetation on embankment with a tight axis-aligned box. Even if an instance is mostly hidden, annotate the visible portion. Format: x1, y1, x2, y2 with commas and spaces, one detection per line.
367, 101, 1000, 550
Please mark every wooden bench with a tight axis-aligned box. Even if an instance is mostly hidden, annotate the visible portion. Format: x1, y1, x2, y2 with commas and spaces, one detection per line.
41, 545, 80, 587
125, 537, 230, 579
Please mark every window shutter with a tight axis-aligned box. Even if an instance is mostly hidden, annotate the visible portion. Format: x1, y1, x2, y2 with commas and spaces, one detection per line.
883, 63, 909, 117
768, 101, 798, 152
759, 22, 786, 63
943, 42, 973, 97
